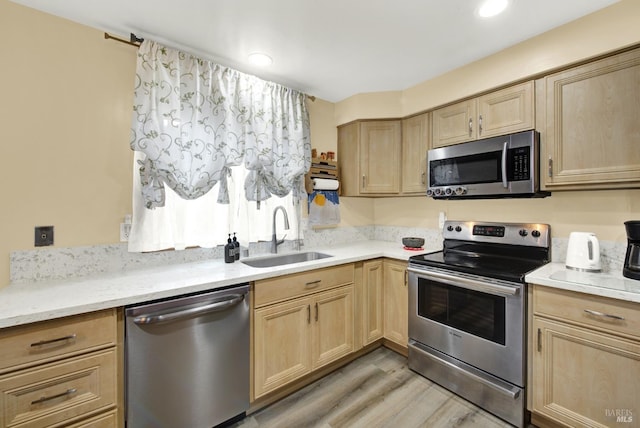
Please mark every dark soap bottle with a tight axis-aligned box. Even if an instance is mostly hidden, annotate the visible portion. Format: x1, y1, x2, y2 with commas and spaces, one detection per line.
224, 234, 235, 263
233, 233, 240, 260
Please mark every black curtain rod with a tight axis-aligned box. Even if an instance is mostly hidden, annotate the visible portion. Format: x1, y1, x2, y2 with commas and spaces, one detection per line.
103, 32, 316, 101
104, 32, 143, 47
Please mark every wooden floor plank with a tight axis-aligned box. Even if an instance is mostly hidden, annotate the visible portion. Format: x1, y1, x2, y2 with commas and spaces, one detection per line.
234, 347, 513, 428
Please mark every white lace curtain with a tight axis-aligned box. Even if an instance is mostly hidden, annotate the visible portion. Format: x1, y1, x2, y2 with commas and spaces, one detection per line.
128, 40, 310, 252
130, 40, 311, 208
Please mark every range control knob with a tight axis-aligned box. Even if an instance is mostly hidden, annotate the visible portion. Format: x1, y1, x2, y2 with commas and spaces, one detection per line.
426, 189, 434, 197
455, 226, 462, 232
447, 225, 454, 232
434, 188, 443, 196
444, 187, 453, 196
519, 229, 528, 237
531, 230, 541, 238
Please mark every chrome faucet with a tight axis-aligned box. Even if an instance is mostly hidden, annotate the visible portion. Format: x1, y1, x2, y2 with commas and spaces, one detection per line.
271, 206, 290, 253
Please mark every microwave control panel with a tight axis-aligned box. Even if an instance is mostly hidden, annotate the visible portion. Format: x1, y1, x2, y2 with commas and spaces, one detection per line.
507, 147, 530, 181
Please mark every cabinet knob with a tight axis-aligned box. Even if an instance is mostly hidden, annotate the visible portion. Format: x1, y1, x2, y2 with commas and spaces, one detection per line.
468, 118, 473, 135
478, 115, 483, 135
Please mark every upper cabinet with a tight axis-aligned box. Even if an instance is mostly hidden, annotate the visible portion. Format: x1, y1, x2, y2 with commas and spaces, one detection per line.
401, 113, 430, 194
338, 120, 402, 196
338, 115, 430, 197
432, 81, 534, 148
538, 47, 640, 190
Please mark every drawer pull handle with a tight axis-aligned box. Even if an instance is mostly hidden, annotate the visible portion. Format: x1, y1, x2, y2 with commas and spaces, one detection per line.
305, 280, 321, 288
31, 388, 78, 405
584, 309, 625, 321
30, 334, 77, 348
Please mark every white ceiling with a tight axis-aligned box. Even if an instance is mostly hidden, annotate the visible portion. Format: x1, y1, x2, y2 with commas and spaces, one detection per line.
11, 0, 619, 102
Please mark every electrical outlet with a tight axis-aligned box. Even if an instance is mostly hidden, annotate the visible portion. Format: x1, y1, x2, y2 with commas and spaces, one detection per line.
120, 223, 131, 242
35, 226, 54, 247
438, 212, 447, 230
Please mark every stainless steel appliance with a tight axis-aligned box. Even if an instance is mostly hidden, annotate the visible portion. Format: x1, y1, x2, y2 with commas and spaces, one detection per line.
408, 221, 550, 427
426, 130, 549, 199
125, 283, 250, 428
624, 220, 640, 280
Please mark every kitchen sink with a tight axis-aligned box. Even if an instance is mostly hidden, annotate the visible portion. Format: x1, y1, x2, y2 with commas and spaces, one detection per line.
241, 252, 332, 268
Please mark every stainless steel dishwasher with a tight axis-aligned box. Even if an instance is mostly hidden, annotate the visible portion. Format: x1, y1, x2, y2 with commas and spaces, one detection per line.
125, 283, 250, 428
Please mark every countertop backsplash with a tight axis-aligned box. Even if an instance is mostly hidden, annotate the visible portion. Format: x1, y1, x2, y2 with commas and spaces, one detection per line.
9, 224, 628, 284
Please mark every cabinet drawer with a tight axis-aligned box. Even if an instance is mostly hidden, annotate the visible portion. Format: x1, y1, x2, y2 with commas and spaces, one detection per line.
255, 264, 354, 307
0, 349, 117, 428
0, 309, 117, 374
65, 409, 118, 428
533, 285, 640, 340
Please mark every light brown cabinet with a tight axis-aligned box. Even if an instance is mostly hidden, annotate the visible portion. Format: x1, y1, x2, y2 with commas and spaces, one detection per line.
537, 47, 640, 190
253, 264, 355, 399
530, 285, 640, 428
401, 113, 431, 194
432, 81, 534, 148
383, 259, 408, 350
338, 120, 402, 196
362, 259, 384, 345
0, 309, 119, 428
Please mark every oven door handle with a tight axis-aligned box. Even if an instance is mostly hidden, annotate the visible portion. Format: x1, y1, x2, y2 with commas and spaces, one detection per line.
408, 267, 519, 297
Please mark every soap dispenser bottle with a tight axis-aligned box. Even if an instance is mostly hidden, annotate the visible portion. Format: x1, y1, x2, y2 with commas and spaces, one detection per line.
224, 234, 235, 263
232, 233, 240, 261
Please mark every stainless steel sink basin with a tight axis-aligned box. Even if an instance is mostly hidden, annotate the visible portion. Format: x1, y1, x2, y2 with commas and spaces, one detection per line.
241, 252, 332, 268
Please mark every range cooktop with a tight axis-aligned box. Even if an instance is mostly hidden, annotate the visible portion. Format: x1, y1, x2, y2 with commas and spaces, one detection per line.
409, 221, 551, 283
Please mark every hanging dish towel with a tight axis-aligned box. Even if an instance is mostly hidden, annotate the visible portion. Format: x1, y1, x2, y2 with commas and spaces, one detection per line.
308, 190, 340, 226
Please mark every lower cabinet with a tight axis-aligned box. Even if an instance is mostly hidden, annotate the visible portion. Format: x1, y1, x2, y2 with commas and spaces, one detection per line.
362, 259, 384, 345
383, 259, 408, 349
253, 284, 354, 398
0, 309, 120, 428
530, 284, 640, 428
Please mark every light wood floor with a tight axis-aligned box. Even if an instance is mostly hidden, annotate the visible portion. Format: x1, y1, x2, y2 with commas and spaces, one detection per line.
233, 347, 513, 428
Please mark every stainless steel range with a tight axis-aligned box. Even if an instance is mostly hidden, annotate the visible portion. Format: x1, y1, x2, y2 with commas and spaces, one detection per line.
408, 221, 550, 428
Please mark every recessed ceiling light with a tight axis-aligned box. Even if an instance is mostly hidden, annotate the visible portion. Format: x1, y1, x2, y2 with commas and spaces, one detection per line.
478, 0, 509, 18
248, 52, 273, 67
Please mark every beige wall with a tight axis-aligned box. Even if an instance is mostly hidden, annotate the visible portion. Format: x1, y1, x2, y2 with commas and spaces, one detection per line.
0, 0, 136, 286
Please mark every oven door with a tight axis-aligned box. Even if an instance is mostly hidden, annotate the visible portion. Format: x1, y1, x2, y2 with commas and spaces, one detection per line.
408, 266, 525, 386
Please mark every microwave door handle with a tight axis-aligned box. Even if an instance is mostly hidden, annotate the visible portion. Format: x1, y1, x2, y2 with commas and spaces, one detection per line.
501, 141, 508, 188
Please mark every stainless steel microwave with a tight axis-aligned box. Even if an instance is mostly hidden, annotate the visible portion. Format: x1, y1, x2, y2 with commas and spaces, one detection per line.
426, 130, 549, 199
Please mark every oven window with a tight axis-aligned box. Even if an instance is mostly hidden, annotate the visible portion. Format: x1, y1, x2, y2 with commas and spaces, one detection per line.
417, 278, 506, 345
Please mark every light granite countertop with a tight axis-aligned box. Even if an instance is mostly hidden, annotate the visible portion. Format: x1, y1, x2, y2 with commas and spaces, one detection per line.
0, 241, 425, 329
525, 262, 640, 304
4, 239, 639, 330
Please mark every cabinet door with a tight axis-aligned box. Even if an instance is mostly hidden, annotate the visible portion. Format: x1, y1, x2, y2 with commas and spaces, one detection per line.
532, 317, 640, 427
337, 122, 360, 196
432, 99, 476, 148
253, 297, 313, 398
541, 47, 640, 189
359, 121, 401, 194
383, 260, 408, 348
362, 260, 384, 345
312, 286, 354, 369
477, 81, 533, 139
401, 113, 430, 194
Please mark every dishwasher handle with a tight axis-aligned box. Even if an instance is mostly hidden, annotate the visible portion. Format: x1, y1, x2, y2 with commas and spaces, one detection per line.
133, 293, 245, 325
